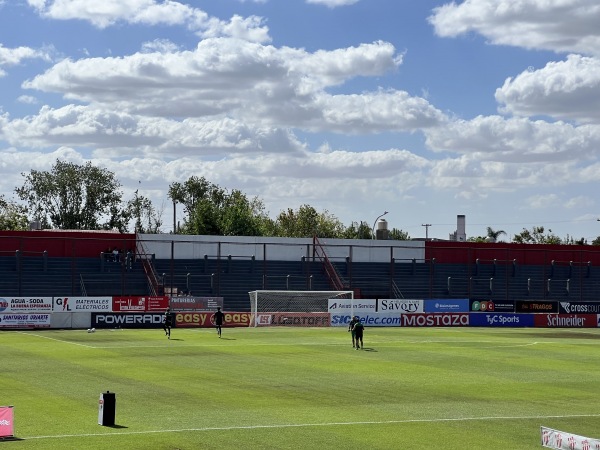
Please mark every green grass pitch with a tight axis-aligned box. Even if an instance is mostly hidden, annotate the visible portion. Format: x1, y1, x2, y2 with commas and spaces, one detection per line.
2, 326, 600, 449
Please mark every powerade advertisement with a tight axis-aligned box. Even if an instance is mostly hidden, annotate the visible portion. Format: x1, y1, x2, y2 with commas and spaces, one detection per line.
424, 299, 470, 313
469, 313, 534, 327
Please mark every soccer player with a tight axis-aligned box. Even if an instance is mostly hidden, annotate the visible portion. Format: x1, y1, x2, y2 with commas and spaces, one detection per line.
352, 317, 364, 350
213, 307, 225, 337
348, 315, 359, 348
163, 307, 173, 339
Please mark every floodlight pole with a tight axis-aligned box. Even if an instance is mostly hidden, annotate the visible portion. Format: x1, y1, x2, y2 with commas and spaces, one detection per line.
372, 211, 389, 239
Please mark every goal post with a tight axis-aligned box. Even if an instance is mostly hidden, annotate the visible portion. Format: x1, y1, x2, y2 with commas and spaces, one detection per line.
248, 290, 354, 327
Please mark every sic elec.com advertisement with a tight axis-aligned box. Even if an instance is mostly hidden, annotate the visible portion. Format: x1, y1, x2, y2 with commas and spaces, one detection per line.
330, 312, 401, 327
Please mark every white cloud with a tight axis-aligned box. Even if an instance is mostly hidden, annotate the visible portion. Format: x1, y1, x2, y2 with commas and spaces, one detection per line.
429, 0, 600, 56
0, 44, 51, 76
22, 38, 423, 134
26, 0, 271, 43
425, 115, 600, 162
496, 55, 600, 124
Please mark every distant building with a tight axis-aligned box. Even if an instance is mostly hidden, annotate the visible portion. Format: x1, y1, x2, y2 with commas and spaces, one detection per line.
449, 215, 466, 242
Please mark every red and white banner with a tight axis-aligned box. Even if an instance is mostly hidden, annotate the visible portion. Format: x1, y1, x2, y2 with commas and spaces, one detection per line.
254, 312, 330, 327
541, 426, 600, 449
0, 297, 52, 313
0, 406, 14, 437
401, 313, 470, 327
0, 313, 51, 329
533, 314, 597, 328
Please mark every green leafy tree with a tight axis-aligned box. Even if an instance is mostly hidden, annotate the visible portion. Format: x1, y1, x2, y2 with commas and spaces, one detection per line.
512, 226, 562, 244
127, 190, 163, 234
389, 228, 410, 240
0, 195, 29, 230
343, 221, 372, 239
15, 160, 125, 231
592, 236, 600, 246
274, 205, 344, 238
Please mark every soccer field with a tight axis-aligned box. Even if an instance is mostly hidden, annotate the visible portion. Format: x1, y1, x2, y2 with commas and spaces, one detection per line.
2, 326, 600, 449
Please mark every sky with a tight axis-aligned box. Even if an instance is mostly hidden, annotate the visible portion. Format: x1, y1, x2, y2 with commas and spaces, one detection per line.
1, 0, 600, 241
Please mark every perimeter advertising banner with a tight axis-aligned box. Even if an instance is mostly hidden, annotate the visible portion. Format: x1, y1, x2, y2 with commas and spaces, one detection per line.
424, 299, 470, 313
254, 312, 330, 327
327, 299, 376, 314
91, 312, 165, 328
53, 297, 112, 312
533, 314, 597, 328
112, 296, 170, 312
401, 313, 470, 327
558, 302, 600, 314
169, 296, 223, 311
0, 313, 51, 329
515, 301, 558, 313
470, 300, 515, 313
0, 297, 53, 313
175, 311, 251, 328
0, 406, 14, 438
469, 313, 534, 327
330, 312, 401, 327
376, 299, 423, 313
541, 426, 600, 449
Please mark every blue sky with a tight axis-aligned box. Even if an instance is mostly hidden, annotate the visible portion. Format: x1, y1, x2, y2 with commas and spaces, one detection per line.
1, 0, 600, 241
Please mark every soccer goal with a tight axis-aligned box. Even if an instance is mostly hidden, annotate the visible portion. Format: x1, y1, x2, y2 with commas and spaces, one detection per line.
248, 290, 354, 327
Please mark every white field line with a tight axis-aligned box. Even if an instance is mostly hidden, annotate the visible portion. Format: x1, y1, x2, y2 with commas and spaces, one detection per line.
17, 331, 94, 348
22, 413, 600, 440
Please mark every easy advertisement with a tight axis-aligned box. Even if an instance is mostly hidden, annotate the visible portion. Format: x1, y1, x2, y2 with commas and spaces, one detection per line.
175, 312, 251, 328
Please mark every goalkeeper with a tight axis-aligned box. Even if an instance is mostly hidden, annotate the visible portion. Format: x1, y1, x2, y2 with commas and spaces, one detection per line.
348, 315, 359, 348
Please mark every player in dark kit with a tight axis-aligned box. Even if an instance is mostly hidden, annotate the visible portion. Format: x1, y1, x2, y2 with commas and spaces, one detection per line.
352, 318, 364, 350
163, 307, 173, 339
348, 315, 359, 348
213, 307, 225, 337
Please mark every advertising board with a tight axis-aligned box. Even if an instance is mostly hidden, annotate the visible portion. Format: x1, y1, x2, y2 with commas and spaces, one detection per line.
469, 313, 534, 327
376, 299, 423, 313
330, 312, 401, 327
0, 313, 51, 329
169, 296, 223, 311
0, 297, 53, 313
175, 311, 251, 328
91, 312, 165, 328
424, 299, 470, 313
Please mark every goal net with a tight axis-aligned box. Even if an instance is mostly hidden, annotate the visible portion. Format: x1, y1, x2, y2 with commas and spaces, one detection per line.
249, 290, 354, 327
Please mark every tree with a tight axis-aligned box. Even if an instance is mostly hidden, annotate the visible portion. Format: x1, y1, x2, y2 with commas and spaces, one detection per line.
389, 228, 411, 240
274, 205, 345, 238
15, 160, 125, 231
343, 221, 372, 239
512, 226, 562, 244
127, 190, 163, 234
485, 227, 506, 243
0, 195, 29, 230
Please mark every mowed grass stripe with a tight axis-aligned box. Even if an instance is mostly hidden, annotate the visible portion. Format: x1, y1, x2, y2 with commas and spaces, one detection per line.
2, 327, 600, 449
